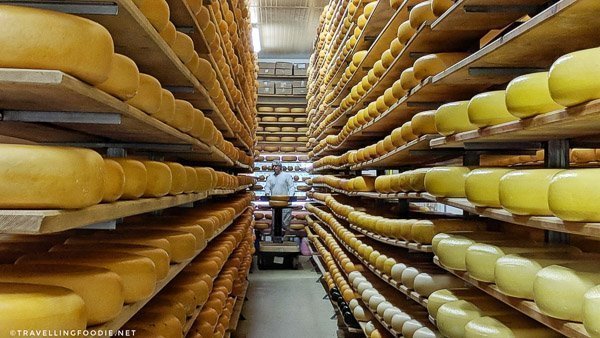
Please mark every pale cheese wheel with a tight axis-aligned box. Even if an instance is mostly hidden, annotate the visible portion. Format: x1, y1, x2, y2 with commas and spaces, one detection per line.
427, 288, 482, 319
275, 107, 291, 113
352, 50, 368, 66
397, 20, 416, 44
102, 159, 126, 202
291, 108, 305, 113
0, 264, 123, 325
548, 47, 600, 107
0, 145, 104, 209
96, 53, 140, 100
466, 315, 561, 338
505, 72, 564, 118
436, 300, 510, 338
295, 117, 308, 123
132, 0, 170, 32
409, 1, 437, 29
263, 116, 278, 122
411, 219, 479, 244
258, 106, 275, 112
152, 89, 176, 124
0, 5, 114, 85
165, 162, 186, 195
435, 101, 477, 136
141, 161, 172, 197
127, 73, 163, 115
402, 319, 425, 338
548, 169, 600, 221
282, 127, 297, 132
584, 286, 600, 337
465, 168, 514, 208
0, 283, 86, 334
265, 126, 281, 132
468, 90, 518, 127
411, 110, 437, 135
401, 122, 418, 142
413, 53, 467, 81
112, 158, 147, 199
413, 273, 464, 296
281, 136, 296, 142
434, 232, 508, 270
413, 327, 442, 338
279, 116, 294, 122
281, 146, 295, 152
499, 169, 563, 216
266, 136, 281, 142
424, 166, 470, 197
264, 146, 279, 152
16, 251, 156, 303
400, 67, 419, 90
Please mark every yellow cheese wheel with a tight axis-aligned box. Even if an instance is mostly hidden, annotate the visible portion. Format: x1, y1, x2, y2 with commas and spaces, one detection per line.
397, 20, 416, 44
282, 127, 297, 132
401, 122, 418, 142
411, 110, 437, 135
258, 106, 275, 112
262, 116, 277, 122
505, 72, 564, 118
183, 166, 197, 193
352, 50, 369, 66
295, 117, 308, 123
279, 116, 294, 122
357, 14, 368, 29
152, 89, 176, 124
413, 272, 464, 296
548, 169, 600, 221
96, 53, 140, 100
409, 1, 437, 29
410, 219, 478, 244
400, 67, 419, 90
0, 145, 104, 209
548, 47, 600, 107
383, 88, 397, 107
16, 251, 156, 303
173, 99, 195, 132
352, 176, 376, 192
584, 286, 600, 337
102, 159, 125, 202
132, 0, 170, 32
127, 73, 163, 115
0, 5, 114, 85
437, 300, 510, 338
171, 31, 195, 63
165, 162, 186, 195
265, 126, 280, 132
413, 53, 467, 81
112, 158, 147, 199
160, 21, 177, 46
291, 108, 305, 113
425, 166, 470, 197
427, 289, 483, 319
432, 0, 454, 16
408, 168, 430, 191
373, 60, 387, 78
435, 101, 477, 136
464, 315, 560, 338
467, 90, 518, 127
390, 38, 404, 58
571, 149, 596, 163
390, 127, 406, 147
141, 161, 172, 197
194, 167, 214, 191
534, 262, 600, 321
0, 264, 122, 325
126, 312, 182, 338
0, 283, 87, 334
464, 168, 513, 208
499, 169, 563, 216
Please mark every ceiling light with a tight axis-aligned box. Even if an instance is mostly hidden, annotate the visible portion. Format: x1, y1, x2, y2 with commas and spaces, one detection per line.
252, 27, 261, 53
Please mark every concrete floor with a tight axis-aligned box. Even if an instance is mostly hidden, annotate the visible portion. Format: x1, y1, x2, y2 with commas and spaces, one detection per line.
234, 256, 339, 338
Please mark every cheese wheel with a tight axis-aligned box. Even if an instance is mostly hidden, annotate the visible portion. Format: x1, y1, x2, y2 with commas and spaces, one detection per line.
16, 251, 156, 303
464, 315, 561, 338
173, 100, 195, 132
275, 107, 291, 113
499, 169, 563, 216
194, 167, 213, 191
411, 110, 437, 135
102, 159, 126, 202
96, 53, 140, 100
291, 108, 305, 113
0, 283, 86, 334
126, 312, 182, 338
408, 168, 430, 191
295, 117, 307, 123
390, 38, 404, 58
160, 21, 177, 46
281, 146, 295, 152
397, 21, 416, 44
165, 162, 186, 195
263, 116, 278, 122
424, 166, 470, 197
127, 73, 163, 115
505, 72, 564, 118
352, 50, 368, 66
401, 122, 418, 142
183, 166, 197, 193
112, 158, 147, 199
548, 47, 600, 107
584, 286, 600, 337
413, 327, 442, 338
152, 89, 176, 124
548, 169, 600, 221
141, 161, 172, 197
411, 219, 479, 244
0, 264, 123, 325
409, 1, 437, 29
0, 145, 104, 209
265, 126, 280, 132
172, 31, 195, 63
0, 5, 114, 85
465, 168, 514, 208
373, 60, 387, 78
437, 300, 510, 338
258, 107, 275, 112
468, 91, 518, 127
571, 148, 596, 163
400, 67, 419, 90
279, 117, 294, 122
132, 0, 170, 32
413, 273, 464, 296
432, 0, 454, 16
391, 312, 413, 332
281, 136, 296, 142
435, 101, 477, 136
427, 289, 482, 319
413, 53, 467, 81
435, 232, 508, 270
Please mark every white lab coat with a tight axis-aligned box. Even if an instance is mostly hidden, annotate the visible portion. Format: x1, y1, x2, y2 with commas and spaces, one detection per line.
264, 172, 295, 230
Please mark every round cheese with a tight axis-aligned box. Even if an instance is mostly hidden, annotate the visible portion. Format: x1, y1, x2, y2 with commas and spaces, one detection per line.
173, 100, 195, 132
409, 1, 437, 29
464, 315, 560, 338
499, 169, 563, 216
141, 161, 172, 197
584, 286, 600, 337
424, 166, 470, 197
435, 101, 477, 136
390, 38, 404, 57
437, 300, 509, 338
401, 122, 418, 142
505, 72, 564, 118
465, 168, 513, 208
0, 5, 114, 85
413, 53, 467, 80
183, 166, 197, 193
435, 233, 506, 270
165, 162, 186, 195
152, 89, 176, 124
548, 169, 600, 221
0, 145, 104, 209
548, 47, 600, 107
112, 158, 147, 199
127, 73, 163, 115
411, 219, 478, 244
413, 273, 464, 296
397, 20, 416, 44
102, 159, 125, 202
468, 90, 519, 127
427, 289, 482, 319
400, 67, 419, 90
160, 21, 177, 46
132, 0, 170, 32
96, 53, 140, 100
411, 110, 437, 135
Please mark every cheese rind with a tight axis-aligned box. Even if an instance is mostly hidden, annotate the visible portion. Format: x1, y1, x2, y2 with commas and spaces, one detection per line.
425, 166, 470, 197
132, 0, 170, 32
584, 286, 600, 338
96, 53, 140, 100
499, 169, 563, 216
464, 315, 562, 338
505, 72, 564, 118
465, 168, 513, 208
548, 47, 600, 107
435, 101, 477, 136
102, 159, 125, 202
112, 158, 148, 199
548, 169, 600, 221
127, 73, 163, 115
467, 91, 518, 127
141, 161, 173, 197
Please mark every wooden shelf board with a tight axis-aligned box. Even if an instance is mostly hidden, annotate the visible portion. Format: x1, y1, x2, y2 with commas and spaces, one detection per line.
257, 111, 307, 116
227, 280, 249, 332
257, 101, 308, 106
258, 122, 308, 127
257, 131, 306, 136
349, 135, 443, 170
348, 225, 433, 253
433, 257, 590, 338
257, 75, 308, 80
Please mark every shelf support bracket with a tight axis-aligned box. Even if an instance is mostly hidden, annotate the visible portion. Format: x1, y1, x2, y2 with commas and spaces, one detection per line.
544, 139, 570, 244
468, 67, 547, 77
1, 110, 121, 124
0, 1, 119, 15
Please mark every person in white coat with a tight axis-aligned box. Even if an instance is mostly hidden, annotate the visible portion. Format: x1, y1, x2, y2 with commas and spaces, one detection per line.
264, 159, 295, 233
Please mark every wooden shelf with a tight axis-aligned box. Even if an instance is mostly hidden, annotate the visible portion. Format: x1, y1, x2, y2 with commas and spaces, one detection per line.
433, 257, 590, 338
257, 111, 307, 116
257, 100, 308, 106
257, 132, 306, 136
258, 121, 308, 127
227, 280, 249, 333
348, 224, 433, 253
258, 94, 308, 99
257, 75, 308, 80
258, 141, 306, 145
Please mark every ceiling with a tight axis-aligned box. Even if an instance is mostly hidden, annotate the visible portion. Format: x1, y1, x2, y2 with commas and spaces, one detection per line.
250, 0, 329, 59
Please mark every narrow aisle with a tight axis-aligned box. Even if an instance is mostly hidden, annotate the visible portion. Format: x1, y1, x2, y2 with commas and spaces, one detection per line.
235, 257, 339, 338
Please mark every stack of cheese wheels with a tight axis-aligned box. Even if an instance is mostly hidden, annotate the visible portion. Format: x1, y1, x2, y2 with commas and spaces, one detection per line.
433, 232, 513, 271
436, 298, 511, 338
499, 169, 563, 216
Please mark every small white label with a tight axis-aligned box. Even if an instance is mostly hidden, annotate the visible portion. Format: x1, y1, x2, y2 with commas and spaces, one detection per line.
274, 256, 284, 264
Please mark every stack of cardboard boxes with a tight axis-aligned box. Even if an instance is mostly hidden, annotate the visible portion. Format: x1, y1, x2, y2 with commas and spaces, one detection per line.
257, 61, 308, 96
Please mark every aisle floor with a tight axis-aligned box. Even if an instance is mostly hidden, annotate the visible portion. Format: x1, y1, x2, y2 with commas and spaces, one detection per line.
235, 256, 339, 338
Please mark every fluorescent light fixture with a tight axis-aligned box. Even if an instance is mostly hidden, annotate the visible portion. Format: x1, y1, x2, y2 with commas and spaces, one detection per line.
252, 27, 261, 53
250, 7, 259, 24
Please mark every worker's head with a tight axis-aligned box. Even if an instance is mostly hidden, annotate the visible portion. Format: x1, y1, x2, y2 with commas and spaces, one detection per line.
272, 160, 282, 175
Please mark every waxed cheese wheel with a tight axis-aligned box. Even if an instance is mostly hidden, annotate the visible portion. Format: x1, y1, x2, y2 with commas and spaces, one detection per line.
397, 21, 416, 44
281, 136, 296, 142
125, 312, 182, 338
0, 283, 86, 334
413, 53, 468, 81
434, 232, 508, 270
401, 122, 418, 141
400, 67, 419, 90
411, 110, 437, 135
0, 5, 114, 85
409, 1, 437, 29
165, 162, 187, 195
265, 126, 280, 132
467, 91, 518, 127
275, 107, 291, 113
548, 47, 600, 107
112, 158, 148, 199
436, 299, 510, 338
141, 161, 172, 197
291, 108, 305, 113
16, 251, 156, 303
194, 167, 214, 191
102, 159, 126, 202
173, 99, 195, 132
0, 144, 104, 209
295, 117, 307, 122
435, 101, 477, 136
0, 264, 123, 325
279, 116, 294, 122
499, 169, 563, 216
548, 169, 600, 221
183, 166, 197, 193
258, 107, 275, 112
584, 286, 600, 337
127, 73, 163, 115
96, 53, 140, 100
152, 89, 176, 124
464, 315, 561, 338
410, 219, 479, 244
172, 32, 195, 64
132, 0, 170, 32
427, 288, 483, 319
160, 21, 177, 46
505, 72, 564, 118
424, 166, 470, 197
465, 168, 513, 208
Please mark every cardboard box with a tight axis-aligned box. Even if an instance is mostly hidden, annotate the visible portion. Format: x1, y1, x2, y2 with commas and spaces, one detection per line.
275, 68, 293, 76
275, 87, 293, 95
258, 68, 276, 76
258, 80, 274, 88
294, 63, 308, 76
258, 87, 275, 95
293, 87, 307, 95
275, 62, 293, 70
274, 81, 293, 89
292, 80, 307, 88
258, 62, 276, 69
